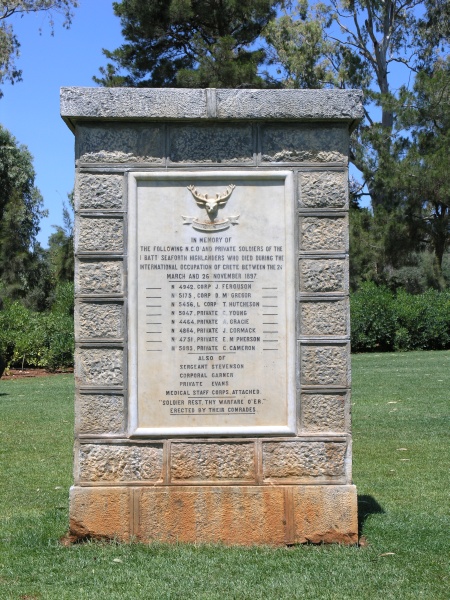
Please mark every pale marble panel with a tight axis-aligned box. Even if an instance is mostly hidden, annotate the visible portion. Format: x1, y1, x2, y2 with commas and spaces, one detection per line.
128, 171, 296, 436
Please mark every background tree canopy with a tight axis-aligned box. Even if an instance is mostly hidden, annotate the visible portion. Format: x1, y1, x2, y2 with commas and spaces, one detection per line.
93, 0, 283, 88
0, 0, 78, 98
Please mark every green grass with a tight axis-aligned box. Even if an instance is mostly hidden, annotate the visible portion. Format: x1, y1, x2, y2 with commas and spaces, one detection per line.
1, 352, 449, 599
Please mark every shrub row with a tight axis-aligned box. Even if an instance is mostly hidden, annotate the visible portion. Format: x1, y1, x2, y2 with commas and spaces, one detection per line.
0, 283, 74, 370
351, 283, 450, 352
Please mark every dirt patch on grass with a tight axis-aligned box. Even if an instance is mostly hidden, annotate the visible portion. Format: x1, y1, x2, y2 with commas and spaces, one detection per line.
1, 368, 73, 380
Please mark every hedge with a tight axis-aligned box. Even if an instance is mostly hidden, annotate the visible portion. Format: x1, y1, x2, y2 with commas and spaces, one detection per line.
351, 283, 450, 352
0, 283, 74, 370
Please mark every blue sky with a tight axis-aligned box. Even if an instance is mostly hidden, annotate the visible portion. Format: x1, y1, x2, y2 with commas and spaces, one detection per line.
0, 0, 123, 247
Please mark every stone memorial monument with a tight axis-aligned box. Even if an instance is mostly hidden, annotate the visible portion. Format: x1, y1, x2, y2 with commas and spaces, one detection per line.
61, 87, 362, 545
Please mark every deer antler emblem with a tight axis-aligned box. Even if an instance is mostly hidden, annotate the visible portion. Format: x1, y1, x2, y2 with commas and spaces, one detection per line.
182, 184, 240, 232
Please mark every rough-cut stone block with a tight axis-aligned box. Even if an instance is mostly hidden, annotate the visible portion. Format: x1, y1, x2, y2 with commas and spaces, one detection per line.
77, 123, 163, 163
61, 87, 208, 120
76, 173, 123, 211
76, 393, 125, 434
76, 348, 124, 387
69, 486, 131, 541
292, 485, 358, 544
301, 393, 347, 432
77, 217, 123, 253
137, 486, 286, 545
300, 300, 348, 337
262, 442, 346, 480
300, 216, 347, 252
77, 260, 123, 295
299, 171, 347, 209
300, 258, 347, 293
78, 444, 163, 482
169, 124, 253, 163
216, 89, 363, 120
171, 443, 255, 482
261, 124, 348, 163
300, 345, 349, 387
78, 302, 124, 340
62, 88, 363, 122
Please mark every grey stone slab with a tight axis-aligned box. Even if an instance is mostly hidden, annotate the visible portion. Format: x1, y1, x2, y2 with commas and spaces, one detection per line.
61, 87, 363, 123
168, 123, 254, 163
216, 89, 363, 121
77, 123, 164, 163
61, 87, 208, 121
261, 124, 348, 163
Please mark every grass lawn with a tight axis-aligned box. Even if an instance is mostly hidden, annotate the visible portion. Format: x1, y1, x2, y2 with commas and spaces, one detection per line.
0, 351, 449, 599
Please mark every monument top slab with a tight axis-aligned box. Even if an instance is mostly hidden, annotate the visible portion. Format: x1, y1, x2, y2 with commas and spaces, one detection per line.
60, 87, 363, 130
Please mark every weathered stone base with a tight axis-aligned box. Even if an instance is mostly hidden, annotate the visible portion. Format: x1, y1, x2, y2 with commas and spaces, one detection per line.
69, 484, 358, 546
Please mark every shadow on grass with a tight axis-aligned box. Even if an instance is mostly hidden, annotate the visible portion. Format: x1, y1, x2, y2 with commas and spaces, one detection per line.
358, 495, 384, 537
0, 393, 9, 396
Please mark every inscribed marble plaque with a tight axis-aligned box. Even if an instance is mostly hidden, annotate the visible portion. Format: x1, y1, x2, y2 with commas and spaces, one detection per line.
128, 171, 296, 435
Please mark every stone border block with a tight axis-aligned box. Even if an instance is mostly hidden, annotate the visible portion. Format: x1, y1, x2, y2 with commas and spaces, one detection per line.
61, 88, 363, 122
300, 391, 348, 433
299, 215, 348, 253
300, 298, 349, 338
299, 171, 348, 209
262, 441, 346, 481
170, 442, 256, 483
76, 260, 124, 296
78, 444, 163, 483
76, 301, 124, 341
168, 123, 254, 164
76, 173, 124, 211
69, 486, 131, 541
137, 486, 287, 545
292, 484, 358, 544
76, 347, 124, 387
299, 257, 348, 294
77, 216, 124, 253
77, 123, 164, 163
75, 392, 125, 435
300, 343, 350, 387
261, 124, 348, 164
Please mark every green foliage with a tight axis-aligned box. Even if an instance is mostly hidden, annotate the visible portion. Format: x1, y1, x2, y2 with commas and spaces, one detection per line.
47, 193, 74, 283
0, 282, 74, 370
94, 0, 281, 88
351, 283, 450, 352
0, 1, 78, 97
394, 289, 450, 351
0, 124, 50, 303
350, 282, 397, 351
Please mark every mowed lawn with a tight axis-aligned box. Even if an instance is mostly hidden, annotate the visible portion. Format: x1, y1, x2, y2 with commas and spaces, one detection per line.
0, 351, 449, 599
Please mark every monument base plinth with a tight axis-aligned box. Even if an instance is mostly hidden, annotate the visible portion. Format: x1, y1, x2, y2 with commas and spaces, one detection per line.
69, 484, 358, 546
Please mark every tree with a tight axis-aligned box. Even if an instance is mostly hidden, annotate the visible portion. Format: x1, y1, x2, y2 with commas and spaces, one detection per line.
265, 1, 449, 206
94, 0, 282, 88
0, 0, 78, 97
47, 192, 74, 283
393, 60, 450, 284
0, 124, 48, 302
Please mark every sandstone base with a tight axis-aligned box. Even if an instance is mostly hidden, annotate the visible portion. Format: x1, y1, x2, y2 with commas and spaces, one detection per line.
69, 484, 358, 546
